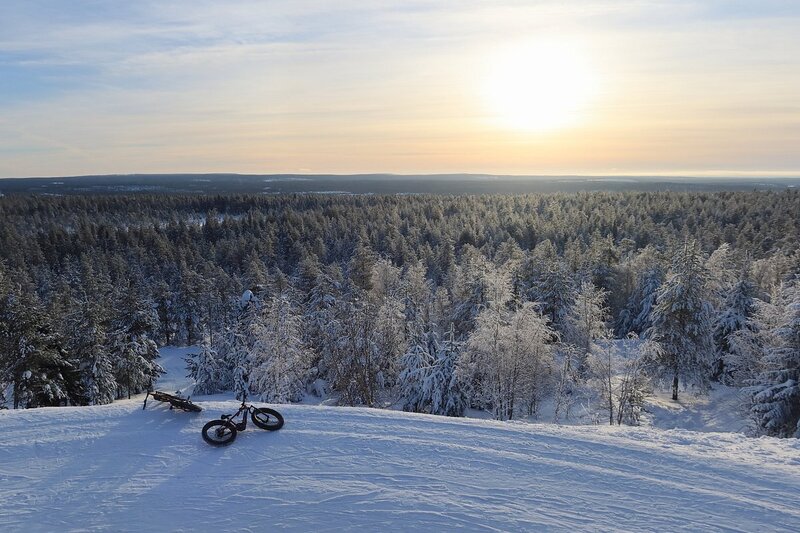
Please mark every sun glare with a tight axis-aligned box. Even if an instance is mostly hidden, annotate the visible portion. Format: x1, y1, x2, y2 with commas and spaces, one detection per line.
484, 40, 597, 133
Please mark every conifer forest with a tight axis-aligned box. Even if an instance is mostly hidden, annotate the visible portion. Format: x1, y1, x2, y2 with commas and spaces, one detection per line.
1, 190, 798, 437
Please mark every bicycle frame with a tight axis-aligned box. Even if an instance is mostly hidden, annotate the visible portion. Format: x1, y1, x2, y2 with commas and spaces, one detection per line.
220, 401, 255, 432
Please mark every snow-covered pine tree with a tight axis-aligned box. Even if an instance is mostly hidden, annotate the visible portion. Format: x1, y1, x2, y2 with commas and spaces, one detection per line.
186, 334, 225, 395
70, 296, 116, 405
327, 297, 381, 406
645, 241, 715, 401
222, 287, 265, 400
563, 280, 609, 373
749, 279, 800, 438
347, 242, 377, 293
303, 265, 343, 379
451, 249, 511, 338
426, 326, 468, 416
398, 331, 434, 413
2, 289, 74, 408
372, 288, 407, 391
713, 277, 756, 382
0, 263, 11, 407
153, 280, 178, 347
110, 285, 163, 399
705, 243, 738, 310
587, 234, 619, 294
617, 267, 663, 336
176, 264, 206, 346
401, 260, 433, 337
249, 291, 312, 403
531, 260, 575, 334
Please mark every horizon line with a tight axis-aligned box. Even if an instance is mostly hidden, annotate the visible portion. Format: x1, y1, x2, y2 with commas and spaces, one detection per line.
3, 172, 800, 181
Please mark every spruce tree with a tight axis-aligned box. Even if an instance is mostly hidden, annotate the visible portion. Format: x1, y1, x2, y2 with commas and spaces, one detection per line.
645, 242, 715, 401
398, 332, 434, 413
110, 285, 163, 399
186, 334, 224, 395
2, 289, 74, 408
617, 267, 663, 336
749, 280, 800, 437
713, 277, 756, 382
426, 326, 468, 416
70, 296, 116, 405
249, 292, 312, 403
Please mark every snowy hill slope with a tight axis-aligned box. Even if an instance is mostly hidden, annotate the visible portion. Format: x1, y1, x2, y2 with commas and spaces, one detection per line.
2, 399, 800, 532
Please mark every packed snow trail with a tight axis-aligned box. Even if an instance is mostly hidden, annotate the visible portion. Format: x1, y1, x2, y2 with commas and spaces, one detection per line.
1, 400, 799, 532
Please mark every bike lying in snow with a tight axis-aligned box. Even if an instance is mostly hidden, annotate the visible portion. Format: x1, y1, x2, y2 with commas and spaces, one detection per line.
201, 395, 284, 446
143, 390, 203, 412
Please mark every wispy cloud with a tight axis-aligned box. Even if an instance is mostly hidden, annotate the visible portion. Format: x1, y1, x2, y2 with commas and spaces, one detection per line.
1, 1, 799, 177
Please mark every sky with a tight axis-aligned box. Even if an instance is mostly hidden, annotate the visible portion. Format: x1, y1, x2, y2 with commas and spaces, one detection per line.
1, 0, 799, 178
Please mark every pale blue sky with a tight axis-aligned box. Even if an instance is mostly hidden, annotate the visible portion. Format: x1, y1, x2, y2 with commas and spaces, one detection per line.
1, 1, 799, 177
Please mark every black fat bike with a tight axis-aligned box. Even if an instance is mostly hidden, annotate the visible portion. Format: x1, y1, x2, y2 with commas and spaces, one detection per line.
201, 396, 284, 446
143, 390, 202, 412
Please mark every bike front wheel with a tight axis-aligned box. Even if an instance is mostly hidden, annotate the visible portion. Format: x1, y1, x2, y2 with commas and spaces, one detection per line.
202, 419, 238, 446
251, 407, 284, 431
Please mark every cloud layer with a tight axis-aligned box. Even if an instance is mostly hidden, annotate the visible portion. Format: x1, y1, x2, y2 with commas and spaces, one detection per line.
1, 1, 799, 177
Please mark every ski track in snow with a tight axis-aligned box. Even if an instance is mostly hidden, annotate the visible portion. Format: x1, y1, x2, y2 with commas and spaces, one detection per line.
1, 347, 799, 532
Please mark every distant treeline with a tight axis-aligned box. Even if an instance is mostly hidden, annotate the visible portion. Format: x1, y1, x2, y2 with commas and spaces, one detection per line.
1, 173, 799, 195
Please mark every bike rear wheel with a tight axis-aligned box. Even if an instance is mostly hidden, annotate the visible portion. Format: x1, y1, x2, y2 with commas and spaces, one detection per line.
251, 407, 284, 431
202, 420, 237, 446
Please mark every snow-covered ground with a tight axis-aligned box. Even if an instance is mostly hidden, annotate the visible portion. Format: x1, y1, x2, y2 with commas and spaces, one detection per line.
1, 348, 800, 531
645, 385, 752, 433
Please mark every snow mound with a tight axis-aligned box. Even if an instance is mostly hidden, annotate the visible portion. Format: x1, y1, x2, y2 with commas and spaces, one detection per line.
1, 400, 799, 531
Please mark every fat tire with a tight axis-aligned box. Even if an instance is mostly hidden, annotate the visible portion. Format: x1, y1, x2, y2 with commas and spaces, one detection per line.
202, 419, 237, 446
251, 407, 284, 431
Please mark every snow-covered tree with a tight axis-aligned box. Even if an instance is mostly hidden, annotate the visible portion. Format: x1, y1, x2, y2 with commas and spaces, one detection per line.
705, 243, 738, 308
218, 287, 265, 400
713, 277, 756, 382
588, 335, 655, 425
616, 339, 657, 426
398, 332, 435, 413
451, 248, 512, 338
326, 298, 382, 406
399, 326, 468, 417
617, 267, 663, 336
1, 289, 74, 408
372, 291, 407, 388
0, 264, 11, 407
563, 280, 609, 372
186, 334, 225, 395
110, 286, 163, 399
401, 260, 433, 336
462, 302, 555, 420
530, 260, 575, 333
552, 344, 580, 423
175, 264, 206, 346
249, 291, 312, 403
70, 297, 116, 405
347, 242, 376, 293
425, 327, 468, 417
302, 264, 343, 371
748, 280, 800, 438
645, 241, 715, 401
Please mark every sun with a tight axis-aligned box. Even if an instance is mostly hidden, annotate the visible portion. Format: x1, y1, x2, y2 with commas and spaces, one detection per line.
484, 40, 597, 133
